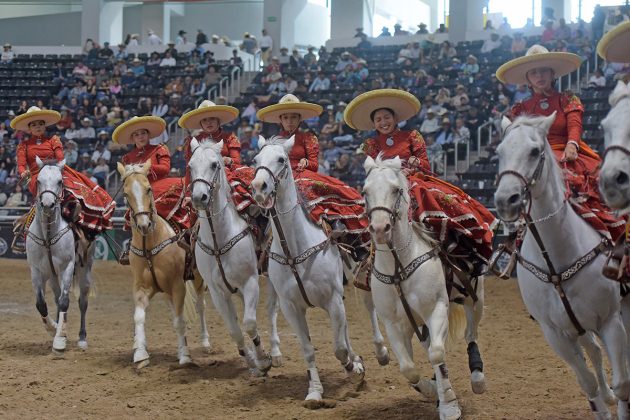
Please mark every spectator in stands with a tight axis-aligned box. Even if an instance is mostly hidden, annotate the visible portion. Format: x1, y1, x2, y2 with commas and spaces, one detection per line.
438, 41, 456, 60
166, 95, 182, 124
289, 48, 304, 69
481, 33, 501, 54
0, 162, 8, 185
592, 5, 606, 42
379, 26, 392, 37
1, 43, 14, 64
131, 58, 146, 76
436, 118, 454, 145
331, 153, 352, 180
53, 62, 67, 86
285, 74, 297, 94
92, 157, 108, 186
416, 23, 429, 35
304, 46, 317, 67
267, 72, 287, 96
484, 20, 495, 31
435, 87, 451, 107
354, 27, 366, 38
320, 112, 339, 137
76, 152, 92, 172
555, 18, 572, 41
83, 38, 95, 55
241, 32, 257, 54
425, 134, 444, 174
420, 109, 440, 135
98, 42, 114, 60
62, 140, 78, 168
451, 85, 469, 108
160, 51, 177, 67
146, 29, 162, 45
436, 23, 448, 33
190, 78, 207, 97
146, 52, 160, 67
176, 30, 187, 45
164, 42, 178, 58
260, 29, 273, 65
73, 62, 89, 78
337, 63, 354, 86
588, 69, 607, 88
242, 99, 259, 125
91, 142, 111, 164
513, 84, 532, 103
351, 59, 369, 83
203, 65, 221, 90
318, 150, 330, 175
499, 18, 511, 32
452, 118, 471, 145
552, 39, 568, 52
64, 121, 80, 140
357, 34, 372, 50
230, 49, 243, 68
127, 34, 140, 47
393, 24, 409, 36
541, 21, 555, 43
195, 29, 209, 47
462, 55, 480, 75
323, 139, 343, 164
397, 43, 414, 64
335, 51, 353, 71
78, 117, 95, 139
5, 184, 27, 207
511, 33, 526, 56
318, 46, 330, 63
152, 97, 169, 118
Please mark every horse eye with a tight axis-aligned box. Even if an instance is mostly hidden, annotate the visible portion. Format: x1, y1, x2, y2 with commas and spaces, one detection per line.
211, 162, 218, 170
278, 157, 285, 164
530, 147, 540, 158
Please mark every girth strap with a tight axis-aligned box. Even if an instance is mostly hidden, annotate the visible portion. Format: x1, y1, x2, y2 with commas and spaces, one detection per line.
130, 235, 178, 294
28, 224, 72, 279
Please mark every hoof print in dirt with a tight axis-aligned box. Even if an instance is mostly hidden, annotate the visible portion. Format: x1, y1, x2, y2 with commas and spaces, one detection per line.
302, 399, 337, 410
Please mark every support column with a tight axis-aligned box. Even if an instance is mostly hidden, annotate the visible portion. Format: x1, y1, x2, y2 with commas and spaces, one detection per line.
449, 0, 485, 43
140, 3, 166, 44
331, 0, 374, 40
263, 0, 284, 57
81, 0, 124, 45
422, 0, 439, 32
81, 0, 103, 45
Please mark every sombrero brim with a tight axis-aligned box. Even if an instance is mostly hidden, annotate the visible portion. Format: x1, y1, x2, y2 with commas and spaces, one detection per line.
343, 89, 421, 131
256, 102, 323, 123
10, 110, 61, 132
597, 21, 630, 62
112, 116, 166, 145
496, 52, 582, 85
178, 105, 239, 129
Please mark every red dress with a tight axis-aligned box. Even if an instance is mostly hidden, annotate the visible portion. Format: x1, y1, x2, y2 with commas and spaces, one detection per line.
362, 129, 497, 260
122, 144, 190, 231
16, 134, 114, 234
510, 91, 625, 241
279, 129, 368, 234
183, 130, 254, 213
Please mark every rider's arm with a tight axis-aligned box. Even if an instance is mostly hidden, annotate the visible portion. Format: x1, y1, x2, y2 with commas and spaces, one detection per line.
303, 133, 319, 171
409, 130, 431, 172
226, 134, 242, 165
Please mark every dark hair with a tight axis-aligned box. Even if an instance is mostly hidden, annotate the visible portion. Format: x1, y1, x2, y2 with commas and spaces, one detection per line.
370, 107, 395, 122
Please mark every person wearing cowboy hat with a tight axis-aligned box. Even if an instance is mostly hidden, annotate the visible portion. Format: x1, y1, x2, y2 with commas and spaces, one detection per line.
176, 30, 187, 46
344, 89, 497, 275
1, 43, 14, 64
146, 29, 162, 46
497, 45, 625, 271
11, 106, 114, 252
113, 116, 192, 267
416, 23, 429, 35
597, 20, 630, 64
256, 94, 370, 262
178, 100, 255, 215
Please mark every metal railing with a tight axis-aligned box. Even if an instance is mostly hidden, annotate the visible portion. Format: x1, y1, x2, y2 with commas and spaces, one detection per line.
476, 120, 494, 163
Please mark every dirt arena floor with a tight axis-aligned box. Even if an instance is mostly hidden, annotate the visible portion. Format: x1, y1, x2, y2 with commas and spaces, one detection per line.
0, 259, 607, 419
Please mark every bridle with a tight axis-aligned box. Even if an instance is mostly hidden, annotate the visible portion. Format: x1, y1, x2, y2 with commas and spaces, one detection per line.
253, 159, 289, 209
189, 165, 227, 217
122, 175, 155, 236
495, 149, 548, 217
602, 144, 630, 161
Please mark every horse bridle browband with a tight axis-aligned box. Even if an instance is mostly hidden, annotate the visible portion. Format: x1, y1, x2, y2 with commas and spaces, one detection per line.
602, 144, 630, 160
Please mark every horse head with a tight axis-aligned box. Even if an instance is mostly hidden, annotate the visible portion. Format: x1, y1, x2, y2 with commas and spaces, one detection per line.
188, 137, 225, 210
117, 160, 154, 235
494, 112, 560, 222
600, 80, 630, 214
363, 154, 410, 244
35, 156, 65, 216
251, 134, 295, 209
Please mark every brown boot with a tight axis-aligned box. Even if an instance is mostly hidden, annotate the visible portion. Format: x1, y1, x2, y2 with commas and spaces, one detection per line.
183, 249, 195, 281
603, 238, 628, 281
119, 241, 130, 266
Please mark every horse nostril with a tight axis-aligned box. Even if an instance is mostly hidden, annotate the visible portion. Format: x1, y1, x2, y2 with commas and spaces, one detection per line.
616, 171, 629, 186
261, 181, 268, 191
508, 194, 521, 205
201, 193, 208, 203
369, 225, 375, 233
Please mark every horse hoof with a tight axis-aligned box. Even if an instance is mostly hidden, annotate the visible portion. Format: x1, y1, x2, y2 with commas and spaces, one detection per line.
201, 338, 211, 350
257, 354, 273, 373
179, 355, 193, 366
77, 340, 88, 351
271, 355, 283, 368
133, 348, 150, 364
51, 347, 65, 359
412, 378, 438, 400
471, 370, 486, 394
376, 347, 390, 366
134, 359, 150, 370
305, 391, 323, 402
603, 387, 617, 405
346, 356, 365, 384
249, 367, 267, 378
53, 336, 67, 352
439, 400, 462, 420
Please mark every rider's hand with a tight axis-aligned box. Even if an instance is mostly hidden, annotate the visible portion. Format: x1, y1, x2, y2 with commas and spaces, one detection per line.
20, 170, 29, 180
408, 156, 420, 168
223, 157, 233, 166
563, 143, 578, 162
297, 158, 308, 171
402, 168, 414, 176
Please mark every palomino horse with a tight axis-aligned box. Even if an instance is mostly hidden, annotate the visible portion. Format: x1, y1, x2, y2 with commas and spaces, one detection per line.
495, 113, 630, 419
188, 138, 277, 375
599, 80, 630, 214
250, 135, 365, 402
117, 161, 210, 368
363, 155, 467, 420
27, 157, 95, 355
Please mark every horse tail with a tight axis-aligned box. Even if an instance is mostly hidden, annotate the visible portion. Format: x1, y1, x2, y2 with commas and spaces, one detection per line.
445, 302, 466, 351
183, 278, 199, 327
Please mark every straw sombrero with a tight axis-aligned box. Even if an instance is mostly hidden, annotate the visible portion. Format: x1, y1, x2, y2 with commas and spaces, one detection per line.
496, 44, 581, 85
178, 100, 239, 129
10, 106, 61, 132
256, 94, 322, 123
343, 89, 421, 131
112, 116, 166, 145
597, 21, 630, 62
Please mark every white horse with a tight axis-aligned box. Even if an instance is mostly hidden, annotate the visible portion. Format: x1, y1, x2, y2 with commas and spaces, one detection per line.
27, 157, 95, 355
599, 80, 630, 214
250, 135, 365, 402
363, 155, 466, 420
188, 138, 278, 375
494, 113, 630, 419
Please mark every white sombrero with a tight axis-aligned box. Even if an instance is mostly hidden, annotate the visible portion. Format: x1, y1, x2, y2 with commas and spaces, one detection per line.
597, 21, 630, 62
343, 89, 421, 131
496, 44, 582, 85
256, 94, 323, 123
112, 116, 166, 145
10, 106, 61, 132
178, 100, 239, 130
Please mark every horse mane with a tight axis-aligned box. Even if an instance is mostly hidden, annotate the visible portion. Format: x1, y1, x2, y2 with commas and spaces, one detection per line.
261, 134, 290, 148
508, 114, 552, 131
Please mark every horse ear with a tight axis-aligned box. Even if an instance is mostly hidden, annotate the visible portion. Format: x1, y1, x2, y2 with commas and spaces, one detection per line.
211, 140, 224, 155
500, 116, 512, 134
258, 135, 267, 149
190, 137, 200, 153
282, 135, 296, 153
364, 155, 376, 172
57, 159, 66, 169
117, 161, 126, 177
142, 159, 152, 175
540, 111, 557, 133
36, 156, 43, 169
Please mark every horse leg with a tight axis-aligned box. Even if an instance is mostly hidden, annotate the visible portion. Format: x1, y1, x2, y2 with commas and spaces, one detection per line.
426, 301, 462, 420
279, 298, 322, 401
241, 276, 272, 374
620, 294, 630, 371
328, 294, 365, 384
598, 315, 630, 419
362, 290, 390, 366
195, 280, 211, 351
464, 275, 486, 394
171, 286, 192, 365
133, 290, 151, 368
52, 264, 74, 355
77, 253, 93, 351
540, 324, 610, 419
579, 332, 617, 405
265, 278, 283, 367
31, 270, 56, 336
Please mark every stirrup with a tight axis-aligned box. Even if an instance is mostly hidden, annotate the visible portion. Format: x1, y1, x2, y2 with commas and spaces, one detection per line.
118, 248, 130, 266
488, 243, 516, 280
602, 252, 628, 282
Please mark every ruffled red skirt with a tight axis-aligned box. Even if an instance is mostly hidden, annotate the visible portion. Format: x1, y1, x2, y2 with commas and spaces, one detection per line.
550, 141, 625, 242
408, 173, 496, 260
28, 166, 114, 235
228, 164, 255, 212
295, 169, 369, 234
